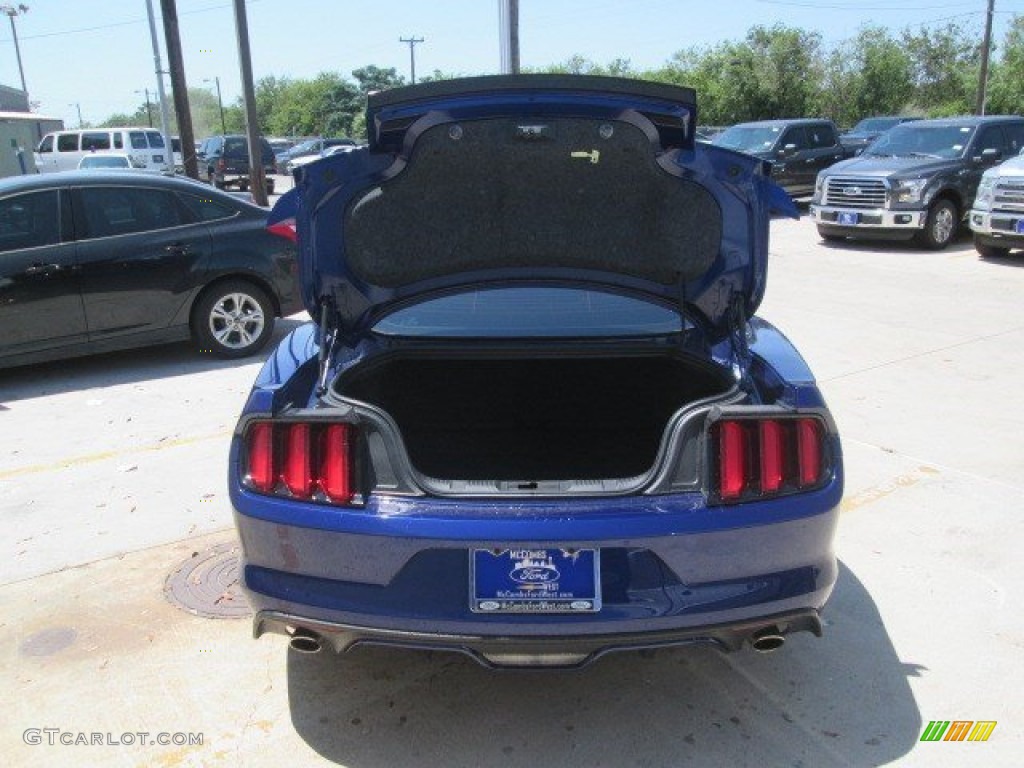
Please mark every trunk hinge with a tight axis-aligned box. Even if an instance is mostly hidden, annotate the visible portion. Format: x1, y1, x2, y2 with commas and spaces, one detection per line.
728, 293, 753, 376
315, 295, 340, 397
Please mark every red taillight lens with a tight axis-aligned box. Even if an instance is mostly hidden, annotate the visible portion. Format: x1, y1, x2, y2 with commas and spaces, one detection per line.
797, 418, 822, 487
759, 420, 784, 493
320, 424, 353, 503
718, 420, 747, 501
713, 416, 826, 503
282, 423, 313, 496
244, 421, 357, 504
266, 217, 297, 242
246, 422, 276, 492
216, 158, 226, 171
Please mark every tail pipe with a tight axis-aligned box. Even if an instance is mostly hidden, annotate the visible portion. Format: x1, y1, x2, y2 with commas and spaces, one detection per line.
289, 628, 323, 654
750, 626, 786, 653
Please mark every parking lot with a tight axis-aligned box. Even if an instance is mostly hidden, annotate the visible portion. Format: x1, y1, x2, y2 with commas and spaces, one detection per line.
2, 213, 1022, 767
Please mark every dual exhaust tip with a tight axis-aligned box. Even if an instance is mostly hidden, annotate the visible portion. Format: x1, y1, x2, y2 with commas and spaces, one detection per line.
286, 625, 786, 656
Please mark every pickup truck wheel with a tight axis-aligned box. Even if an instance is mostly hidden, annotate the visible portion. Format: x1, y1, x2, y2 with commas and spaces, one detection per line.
916, 199, 958, 249
191, 280, 275, 358
817, 226, 844, 242
975, 241, 1010, 259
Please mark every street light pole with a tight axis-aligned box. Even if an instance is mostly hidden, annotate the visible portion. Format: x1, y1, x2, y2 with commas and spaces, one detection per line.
205, 77, 226, 134
1, 4, 30, 100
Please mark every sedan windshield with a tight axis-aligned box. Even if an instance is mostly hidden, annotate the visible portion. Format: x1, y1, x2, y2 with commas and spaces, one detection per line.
865, 124, 975, 159
712, 125, 781, 153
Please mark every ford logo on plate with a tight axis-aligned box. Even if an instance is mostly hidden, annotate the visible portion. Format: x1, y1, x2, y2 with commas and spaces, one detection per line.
843, 186, 862, 195
509, 554, 560, 584
478, 601, 500, 611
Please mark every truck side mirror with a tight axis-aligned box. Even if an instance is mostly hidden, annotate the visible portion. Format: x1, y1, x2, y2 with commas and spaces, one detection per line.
778, 143, 798, 158
974, 147, 1001, 165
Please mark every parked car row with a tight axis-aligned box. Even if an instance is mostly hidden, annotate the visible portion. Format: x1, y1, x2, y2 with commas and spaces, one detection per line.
712, 112, 1024, 256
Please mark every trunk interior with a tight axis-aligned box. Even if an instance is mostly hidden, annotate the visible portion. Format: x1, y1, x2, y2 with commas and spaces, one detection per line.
338, 353, 732, 481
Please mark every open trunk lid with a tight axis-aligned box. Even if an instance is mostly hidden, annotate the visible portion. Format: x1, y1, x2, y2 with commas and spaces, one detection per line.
270, 75, 795, 344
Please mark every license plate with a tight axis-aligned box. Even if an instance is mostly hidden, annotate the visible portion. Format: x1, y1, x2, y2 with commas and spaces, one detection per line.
470, 548, 601, 613
153, 155, 163, 163
1015, 220, 1024, 234
837, 211, 860, 225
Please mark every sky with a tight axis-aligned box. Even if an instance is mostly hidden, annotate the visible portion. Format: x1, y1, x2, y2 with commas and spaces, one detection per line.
2, 0, 1023, 132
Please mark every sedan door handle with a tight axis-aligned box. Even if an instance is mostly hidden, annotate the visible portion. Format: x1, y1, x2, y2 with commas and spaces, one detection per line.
24, 263, 62, 276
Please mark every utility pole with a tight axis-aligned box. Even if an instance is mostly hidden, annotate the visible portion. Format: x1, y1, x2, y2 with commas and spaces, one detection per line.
144, 0, 174, 171
135, 88, 154, 127
233, 0, 268, 206
160, 0, 198, 178
205, 77, 226, 134
497, 0, 519, 74
68, 102, 82, 128
399, 36, 424, 84
976, 0, 996, 115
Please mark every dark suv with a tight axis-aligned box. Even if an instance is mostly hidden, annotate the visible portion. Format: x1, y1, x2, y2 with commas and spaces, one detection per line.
810, 115, 1024, 249
197, 135, 276, 194
712, 118, 853, 198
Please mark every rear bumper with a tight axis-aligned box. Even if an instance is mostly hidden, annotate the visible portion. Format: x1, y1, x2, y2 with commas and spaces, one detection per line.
254, 607, 823, 668
232, 477, 842, 666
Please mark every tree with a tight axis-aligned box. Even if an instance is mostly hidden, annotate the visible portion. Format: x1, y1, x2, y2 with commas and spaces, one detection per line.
903, 22, 981, 115
987, 15, 1024, 115
850, 26, 915, 120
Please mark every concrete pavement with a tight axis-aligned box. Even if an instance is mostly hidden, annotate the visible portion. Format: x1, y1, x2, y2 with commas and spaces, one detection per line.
2, 216, 1022, 766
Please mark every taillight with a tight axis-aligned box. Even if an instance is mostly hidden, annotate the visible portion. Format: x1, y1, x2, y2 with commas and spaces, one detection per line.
242, 421, 358, 505
246, 422, 276, 492
266, 217, 297, 242
712, 417, 827, 503
216, 158, 226, 171
320, 424, 353, 503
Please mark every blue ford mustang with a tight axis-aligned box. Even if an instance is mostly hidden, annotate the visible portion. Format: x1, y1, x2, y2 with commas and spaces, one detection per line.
230, 75, 843, 668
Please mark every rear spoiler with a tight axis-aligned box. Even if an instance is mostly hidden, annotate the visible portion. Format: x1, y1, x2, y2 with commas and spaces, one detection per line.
366, 74, 698, 154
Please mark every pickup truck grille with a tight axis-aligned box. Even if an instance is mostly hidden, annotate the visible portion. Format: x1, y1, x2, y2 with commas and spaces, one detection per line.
992, 180, 1024, 213
824, 177, 887, 209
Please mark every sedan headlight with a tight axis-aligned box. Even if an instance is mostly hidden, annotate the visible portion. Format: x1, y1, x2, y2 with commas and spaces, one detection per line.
974, 176, 995, 211
892, 178, 929, 203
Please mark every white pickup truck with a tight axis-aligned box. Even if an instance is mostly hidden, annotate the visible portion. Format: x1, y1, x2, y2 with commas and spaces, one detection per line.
970, 150, 1024, 257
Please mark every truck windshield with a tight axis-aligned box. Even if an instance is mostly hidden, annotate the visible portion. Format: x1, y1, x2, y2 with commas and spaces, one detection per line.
865, 124, 975, 159
712, 125, 781, 153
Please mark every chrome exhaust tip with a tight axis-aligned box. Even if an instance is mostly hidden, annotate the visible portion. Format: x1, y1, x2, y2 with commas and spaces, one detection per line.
750, 627, 786, 653
289, 628, 323, 654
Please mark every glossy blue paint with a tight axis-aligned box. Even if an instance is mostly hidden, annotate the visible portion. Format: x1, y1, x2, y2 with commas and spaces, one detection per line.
269, 80, 797, 344
238, 78, 841, 662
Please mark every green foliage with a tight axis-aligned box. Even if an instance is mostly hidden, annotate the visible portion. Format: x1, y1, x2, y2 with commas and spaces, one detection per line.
97, 18, 1024, 137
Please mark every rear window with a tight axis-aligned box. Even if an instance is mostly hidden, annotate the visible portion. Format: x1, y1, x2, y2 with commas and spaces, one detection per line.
224, 138, 247, 157
373, 287, 683, 338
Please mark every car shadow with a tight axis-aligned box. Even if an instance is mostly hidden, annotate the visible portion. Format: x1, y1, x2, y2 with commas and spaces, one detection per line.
0, 315, 309, 405
975, 252, 1024, 268
286, 562, 921, 767
816, 231, 974, 256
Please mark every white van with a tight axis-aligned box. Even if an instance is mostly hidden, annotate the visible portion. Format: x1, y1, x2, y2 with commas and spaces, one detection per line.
34, 128, 171, 173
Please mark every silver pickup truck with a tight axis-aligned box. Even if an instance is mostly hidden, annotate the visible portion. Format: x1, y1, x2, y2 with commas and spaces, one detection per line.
969, 149, 1024, 258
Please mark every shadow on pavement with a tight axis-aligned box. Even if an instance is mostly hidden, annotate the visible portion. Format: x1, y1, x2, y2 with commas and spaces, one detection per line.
286, 562, 922, 767
0, 316, 309, 404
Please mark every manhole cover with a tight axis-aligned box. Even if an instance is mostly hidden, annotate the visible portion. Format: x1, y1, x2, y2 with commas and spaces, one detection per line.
165, 542, 250, 619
